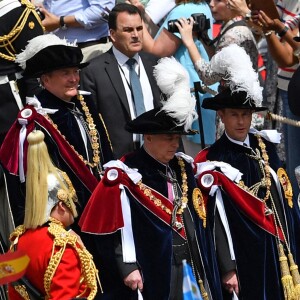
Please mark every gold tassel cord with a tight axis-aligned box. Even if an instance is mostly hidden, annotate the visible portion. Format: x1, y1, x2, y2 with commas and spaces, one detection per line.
278, 243, 295, 300
268, 187, 300, 300
267, 112, 300, 127
198, 279, 209, 300
288, 253, 300, 299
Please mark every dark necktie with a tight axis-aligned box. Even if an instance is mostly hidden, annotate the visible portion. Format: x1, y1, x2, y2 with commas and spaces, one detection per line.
126, 58, 145, 116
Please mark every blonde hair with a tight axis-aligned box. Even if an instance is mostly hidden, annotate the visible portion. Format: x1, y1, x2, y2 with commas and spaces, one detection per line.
24, 130, 77, 229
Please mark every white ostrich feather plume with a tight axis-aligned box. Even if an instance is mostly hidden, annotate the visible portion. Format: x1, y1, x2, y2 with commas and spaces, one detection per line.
15, 34, 76, 70
162, 89, 197, 131
153, 56, 191, 96
211, 44, 263, 107
153, 57, 198, 131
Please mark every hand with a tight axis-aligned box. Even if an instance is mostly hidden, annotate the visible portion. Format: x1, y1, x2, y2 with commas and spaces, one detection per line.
255, 10, 283, 33
222, 270, 239, 295
125, 0, 145, 14
227, 0, 249, 17
39, 7, 60, 32
124, 269, 143, 292
175, 18, 195, 48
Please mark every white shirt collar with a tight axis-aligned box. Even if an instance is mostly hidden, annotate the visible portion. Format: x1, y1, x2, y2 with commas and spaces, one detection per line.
112, 46, 140, 66
225, 131, 250, 148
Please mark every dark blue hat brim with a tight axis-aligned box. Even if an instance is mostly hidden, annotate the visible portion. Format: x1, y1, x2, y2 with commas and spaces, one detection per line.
22, 45, 88, 78
125, 108, 197, 135
23, 62, 89, 78
202, 89, 267, 112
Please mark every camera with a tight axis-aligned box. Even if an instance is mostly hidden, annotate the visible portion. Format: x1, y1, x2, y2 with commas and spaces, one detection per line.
168, 13, 210, 34
35, 7, 45, 21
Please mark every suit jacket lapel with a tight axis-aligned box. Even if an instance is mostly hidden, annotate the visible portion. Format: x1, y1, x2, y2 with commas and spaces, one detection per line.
140, 52, 161, 107
104, 50, 131, 116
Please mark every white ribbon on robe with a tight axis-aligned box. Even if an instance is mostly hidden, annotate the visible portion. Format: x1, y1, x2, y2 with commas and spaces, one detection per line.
249, 127, 281, 144
103, 161, 143, 264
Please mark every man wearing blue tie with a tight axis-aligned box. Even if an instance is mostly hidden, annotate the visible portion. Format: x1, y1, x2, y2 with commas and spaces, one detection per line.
80, 3, 162, 158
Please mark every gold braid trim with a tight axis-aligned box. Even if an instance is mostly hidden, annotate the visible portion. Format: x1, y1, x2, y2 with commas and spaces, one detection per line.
9, 225, 30, 299
13, 285, 30, 300
0, 0, 44, 62
44, 218, 100, 300
9, 225, 26, 248
9, 222, 99, 300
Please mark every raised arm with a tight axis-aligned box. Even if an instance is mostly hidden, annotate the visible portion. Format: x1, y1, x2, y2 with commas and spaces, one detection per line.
254, 10, 299, 67
126, 0, 181, 57
141, 24, 181, 57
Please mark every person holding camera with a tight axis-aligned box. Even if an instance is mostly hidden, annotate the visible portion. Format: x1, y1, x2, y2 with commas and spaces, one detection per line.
176, 0, 258, 88
127, 0, 218, 157
176, 0, 259, 140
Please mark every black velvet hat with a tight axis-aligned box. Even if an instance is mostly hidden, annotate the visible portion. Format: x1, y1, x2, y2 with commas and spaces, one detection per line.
23, 45, 88, 78
202, 88, 267, 112
125, 107, 197, 135
16, 34, 88, 78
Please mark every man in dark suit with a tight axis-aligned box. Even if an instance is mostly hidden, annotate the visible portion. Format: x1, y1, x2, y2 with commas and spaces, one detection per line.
80, 3, 162, 158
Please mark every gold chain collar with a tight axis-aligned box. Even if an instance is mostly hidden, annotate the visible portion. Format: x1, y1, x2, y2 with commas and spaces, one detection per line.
45, 94, 102, 172
239, 134, 271, 203
137, 157, 188, 216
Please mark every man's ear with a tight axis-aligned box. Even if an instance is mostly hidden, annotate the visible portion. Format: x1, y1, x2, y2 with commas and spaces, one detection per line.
57, 201, 67, 213
144, 134, 152, 143
110, 29, 116, 43
217, 110, 224, 122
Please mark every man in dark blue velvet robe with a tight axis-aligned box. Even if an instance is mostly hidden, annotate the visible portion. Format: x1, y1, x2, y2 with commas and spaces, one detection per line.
195, 88, 300, 300
79, 106, 223, 300
0, 35, 113, 233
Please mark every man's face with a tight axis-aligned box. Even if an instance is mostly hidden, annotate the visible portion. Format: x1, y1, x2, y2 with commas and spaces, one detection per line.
144, 134, 181, 164
41, 67, 80, 101
110, 12, 143, 57
218, 108, 253, 142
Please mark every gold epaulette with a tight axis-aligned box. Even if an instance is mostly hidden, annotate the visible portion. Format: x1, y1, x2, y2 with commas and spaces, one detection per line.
0, 0, 44, 62
45, 219, 99, 299
9, 221, 100, 300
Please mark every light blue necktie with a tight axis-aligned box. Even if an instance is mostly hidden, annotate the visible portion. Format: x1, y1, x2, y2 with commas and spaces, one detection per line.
126, 58, 145, 116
